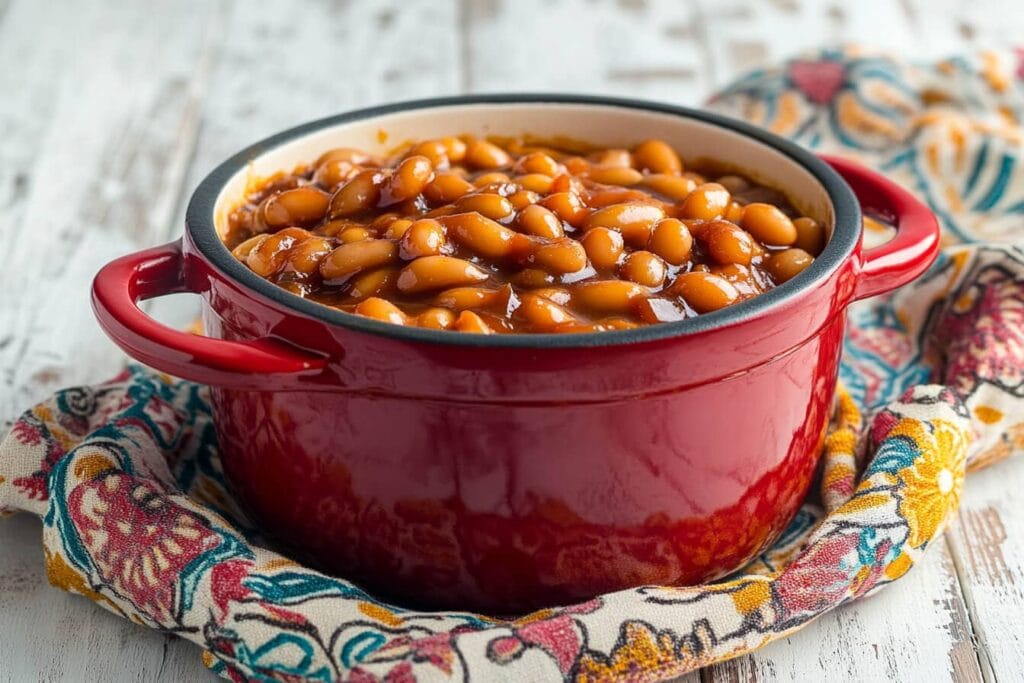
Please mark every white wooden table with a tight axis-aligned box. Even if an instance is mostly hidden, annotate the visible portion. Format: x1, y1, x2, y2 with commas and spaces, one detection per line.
2, 1, 1022, 680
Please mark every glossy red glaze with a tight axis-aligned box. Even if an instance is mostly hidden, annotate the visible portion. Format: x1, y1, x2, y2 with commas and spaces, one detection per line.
92, 102, 939, 613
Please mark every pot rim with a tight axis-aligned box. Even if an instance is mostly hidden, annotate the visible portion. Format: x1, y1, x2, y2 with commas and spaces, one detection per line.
185, 94, 861, 349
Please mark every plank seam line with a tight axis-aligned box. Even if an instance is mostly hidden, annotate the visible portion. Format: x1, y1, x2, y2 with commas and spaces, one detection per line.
944, 531, 999, 682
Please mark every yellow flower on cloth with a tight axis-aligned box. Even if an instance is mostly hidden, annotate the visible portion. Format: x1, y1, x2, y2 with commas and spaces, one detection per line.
890, 419, 968, 547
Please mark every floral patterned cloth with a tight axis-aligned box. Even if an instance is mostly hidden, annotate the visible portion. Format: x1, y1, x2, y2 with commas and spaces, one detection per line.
2, 49, 1023, 682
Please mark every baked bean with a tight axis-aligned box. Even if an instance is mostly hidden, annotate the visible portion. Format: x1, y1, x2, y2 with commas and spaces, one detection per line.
712, 264, 764, 297
515, 173, 555, 194
572, 280, 648, 313
348, 266, 400, 300
591, 148, 632, 168
767, 248, 814, 283
703, 220, 754, 266
286, 236, 333, 275
435, 286, 506, 310
260, 187, 330, 228
441, 136, 467, 163
417, 307, 456, 330
231, 234, 270, 261
399, 218, 447, 260
441, 212, 520, 259
464, 139, 511, 169
620, 250, 667, 287
380, 155, 434, 205
531, 287, 572, 306
383, 218, 414, 239
227, 135, 816, 333
408, 140, 449, 166
508, 190, 540, 211
587, 166, 643, 186
669, 272, 739, 313
548, 173, 584, 195
339, 227, 371, 243
355, 297, 406, 324
563, 156, 591, 175
396, 255, 490, 294
454, 310, 495, 334
539, 191, 588, 227
423, 173, 475, 204
516, 152, 560, 177
320, 239, 398, 281
316, 147, 374, 167
318, 219, 357, 237
634, 297, 688, 324
648, 218, 693, 265
246, 228, 310, 277
511, 268, 556, 288
585, 203, 665, 246
517, 293, 577, 331
680, 183, 730, 220
517, 204, 564, 239
741, 203, 798, 246
641, 174, 696, 201
452, 193, 515, 221
793, 217, 825, 255
586, 187, 656, 209
580, 227, 624, 271
329, 170, 384, 217
529, 238, 588, 274
632, 139, 682, 174
370, 213, 401, 230
313, 159, 360, 190
725, 202, 745, 224
473, 172, 512, 187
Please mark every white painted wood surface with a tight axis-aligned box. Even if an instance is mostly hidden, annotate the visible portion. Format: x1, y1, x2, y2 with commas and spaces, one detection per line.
2, 1, 1023, 680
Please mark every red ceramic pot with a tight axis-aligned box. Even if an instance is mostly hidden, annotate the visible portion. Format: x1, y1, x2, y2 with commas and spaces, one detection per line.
92, 96, 939, 613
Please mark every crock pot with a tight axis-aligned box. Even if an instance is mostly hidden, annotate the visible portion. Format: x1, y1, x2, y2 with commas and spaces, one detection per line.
92, 95, 939, 613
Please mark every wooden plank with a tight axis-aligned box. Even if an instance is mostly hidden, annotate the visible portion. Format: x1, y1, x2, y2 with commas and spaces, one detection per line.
0, 0, 222, 429
946, 461, 1024, 681
460, 0, 716, 101
700, 540, 983, 682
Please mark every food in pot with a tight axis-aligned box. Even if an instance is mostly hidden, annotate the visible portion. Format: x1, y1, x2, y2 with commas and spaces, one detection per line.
224, 137, 826, 334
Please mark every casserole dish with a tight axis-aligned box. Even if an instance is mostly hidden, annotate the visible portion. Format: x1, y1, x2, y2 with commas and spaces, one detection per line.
92, 95, 939, 612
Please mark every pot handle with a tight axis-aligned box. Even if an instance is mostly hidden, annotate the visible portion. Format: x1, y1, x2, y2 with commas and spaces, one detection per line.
821, 155, 940, 300
92, 240, 327, 386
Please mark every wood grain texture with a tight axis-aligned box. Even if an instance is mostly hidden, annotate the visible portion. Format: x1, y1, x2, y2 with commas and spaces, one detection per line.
700, 541, 984, 683
946, 460, 1024, 681
0, 0, 220, 430
2, 0, 1022, 680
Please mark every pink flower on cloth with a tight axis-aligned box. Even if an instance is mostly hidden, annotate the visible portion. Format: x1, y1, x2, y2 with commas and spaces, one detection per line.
787, 59, 847, 104
68, 473, 222, 622
773, 530, 861, 618
934, 270, 1024, 398
487, 615, 584, 675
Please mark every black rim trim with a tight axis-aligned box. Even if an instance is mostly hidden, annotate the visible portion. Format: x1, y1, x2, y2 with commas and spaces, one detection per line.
185, 94, 860, 349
